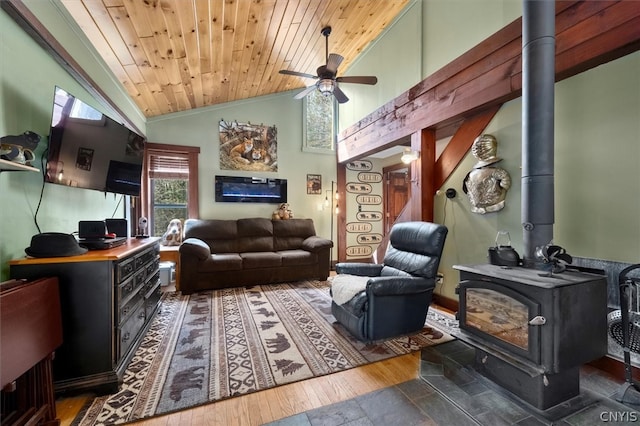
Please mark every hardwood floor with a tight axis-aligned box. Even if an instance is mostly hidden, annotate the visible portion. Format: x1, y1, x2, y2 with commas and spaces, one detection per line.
56, 352, 421, 426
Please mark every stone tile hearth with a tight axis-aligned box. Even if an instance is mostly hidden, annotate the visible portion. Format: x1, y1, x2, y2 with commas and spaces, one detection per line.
265, 340, 640, 426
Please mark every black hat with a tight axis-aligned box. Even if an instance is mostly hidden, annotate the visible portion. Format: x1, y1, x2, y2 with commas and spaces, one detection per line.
25, 232, 88, 257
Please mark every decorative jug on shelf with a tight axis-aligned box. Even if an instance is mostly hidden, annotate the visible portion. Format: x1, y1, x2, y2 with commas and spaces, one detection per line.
0, 143, 35, 166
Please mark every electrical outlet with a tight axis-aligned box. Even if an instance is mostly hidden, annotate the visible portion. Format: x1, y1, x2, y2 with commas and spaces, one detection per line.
436, 273, 444, 285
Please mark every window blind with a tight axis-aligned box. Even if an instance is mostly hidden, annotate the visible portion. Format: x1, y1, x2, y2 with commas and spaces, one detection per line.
148, 151, 189, 179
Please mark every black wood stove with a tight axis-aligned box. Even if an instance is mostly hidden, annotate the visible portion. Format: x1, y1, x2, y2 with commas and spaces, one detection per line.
454, 264, 608, 410
450, 0, 610, 413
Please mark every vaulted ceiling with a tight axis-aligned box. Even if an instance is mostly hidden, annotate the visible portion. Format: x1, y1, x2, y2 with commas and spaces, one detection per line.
59, 0, 410, 118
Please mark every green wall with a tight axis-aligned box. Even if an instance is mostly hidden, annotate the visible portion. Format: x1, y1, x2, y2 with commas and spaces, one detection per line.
422, 0, 522, 78
434, 52, 640, 300
0, 5, 140, 281
338, 1, 423, 130
19, 0, 146, 131
339, 0, 522, 130
145, 93, 338, 245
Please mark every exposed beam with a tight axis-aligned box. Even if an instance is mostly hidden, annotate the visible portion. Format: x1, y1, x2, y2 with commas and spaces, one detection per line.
337, 1, 640, 163
434, 106, 500, 189
412, 128, 436, 222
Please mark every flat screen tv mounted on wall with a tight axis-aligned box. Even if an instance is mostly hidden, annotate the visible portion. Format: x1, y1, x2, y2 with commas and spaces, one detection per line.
45, 86, 145, 196
215, 175, 287, 203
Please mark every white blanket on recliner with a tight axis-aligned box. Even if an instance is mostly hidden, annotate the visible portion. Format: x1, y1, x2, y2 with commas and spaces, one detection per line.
330, 274, 370, 306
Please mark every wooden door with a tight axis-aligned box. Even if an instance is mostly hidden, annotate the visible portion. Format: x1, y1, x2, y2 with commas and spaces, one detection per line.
383, 165, 410, 236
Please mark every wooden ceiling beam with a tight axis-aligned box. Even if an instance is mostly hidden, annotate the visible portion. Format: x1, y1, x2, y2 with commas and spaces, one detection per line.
433, 106, 500, 190
337, 1, 640, 163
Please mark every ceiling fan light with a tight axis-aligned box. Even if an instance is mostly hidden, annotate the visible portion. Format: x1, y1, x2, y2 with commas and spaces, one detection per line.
318, 79, 334, 96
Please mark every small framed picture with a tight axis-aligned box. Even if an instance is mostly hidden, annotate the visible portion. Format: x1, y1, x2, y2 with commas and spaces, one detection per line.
307, 174, 322, 194
76, 147, 94, 171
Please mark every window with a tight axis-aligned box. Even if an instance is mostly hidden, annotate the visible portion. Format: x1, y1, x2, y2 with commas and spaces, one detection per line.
142, 143, 200, 236
303, 89, 336, 153
70, 99, 104, 123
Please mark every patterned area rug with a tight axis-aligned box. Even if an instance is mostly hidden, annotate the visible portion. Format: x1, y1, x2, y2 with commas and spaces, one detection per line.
74, 280, 454, 425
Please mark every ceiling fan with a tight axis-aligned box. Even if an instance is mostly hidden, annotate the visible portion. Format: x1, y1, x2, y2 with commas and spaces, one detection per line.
279, 26, 378, 104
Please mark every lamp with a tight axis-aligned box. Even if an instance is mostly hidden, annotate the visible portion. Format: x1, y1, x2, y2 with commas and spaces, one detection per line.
318, 79, 335, 96
401, 148, 419, 164
47, 160, 64, 181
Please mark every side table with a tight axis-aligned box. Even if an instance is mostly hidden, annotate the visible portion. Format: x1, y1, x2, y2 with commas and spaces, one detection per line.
1, 277, 62, 425
159, 245, 180, 291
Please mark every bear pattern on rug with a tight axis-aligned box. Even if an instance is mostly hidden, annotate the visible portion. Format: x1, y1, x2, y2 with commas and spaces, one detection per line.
73, 280, 454, 425
160, 292, 211, 409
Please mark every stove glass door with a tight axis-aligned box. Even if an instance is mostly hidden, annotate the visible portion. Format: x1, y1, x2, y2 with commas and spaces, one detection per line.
459, 280, 541, 364
465, 287, 529, 350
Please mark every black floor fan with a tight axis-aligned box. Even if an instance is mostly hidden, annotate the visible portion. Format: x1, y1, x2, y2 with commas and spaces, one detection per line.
613, 263, 640, 405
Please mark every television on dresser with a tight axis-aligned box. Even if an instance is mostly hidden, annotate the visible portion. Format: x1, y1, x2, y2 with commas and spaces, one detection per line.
45, 86, 145, 196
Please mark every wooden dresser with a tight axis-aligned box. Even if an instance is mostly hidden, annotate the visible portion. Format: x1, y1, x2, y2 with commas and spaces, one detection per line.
10, 238, 161, 395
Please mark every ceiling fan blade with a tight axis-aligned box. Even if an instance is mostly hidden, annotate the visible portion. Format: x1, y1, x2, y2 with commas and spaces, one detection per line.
336, 76, 378, 85
279, 69, 318, 80
333, 85, 349, 104
325, 53, 344, 74
293, 85, 318, 100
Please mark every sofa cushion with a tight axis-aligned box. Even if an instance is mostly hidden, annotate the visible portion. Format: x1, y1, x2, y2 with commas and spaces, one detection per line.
184, 219, 239, 253
280, 249, 317, 266
241, 252, 282, 269
199, 253, 243, 272
237, 218, 274, 252
273, 218, 316, 251
180, 238, 211, 261
301, 236, 333, 253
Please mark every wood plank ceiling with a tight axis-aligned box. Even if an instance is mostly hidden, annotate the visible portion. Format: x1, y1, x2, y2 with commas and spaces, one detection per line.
60, 0, 410, 118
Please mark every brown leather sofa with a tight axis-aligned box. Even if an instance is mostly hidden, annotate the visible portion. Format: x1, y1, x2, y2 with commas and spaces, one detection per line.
179, 218, 333, 294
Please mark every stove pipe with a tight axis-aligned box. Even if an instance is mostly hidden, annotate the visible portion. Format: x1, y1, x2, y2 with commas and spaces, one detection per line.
521, 0, 555, 267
